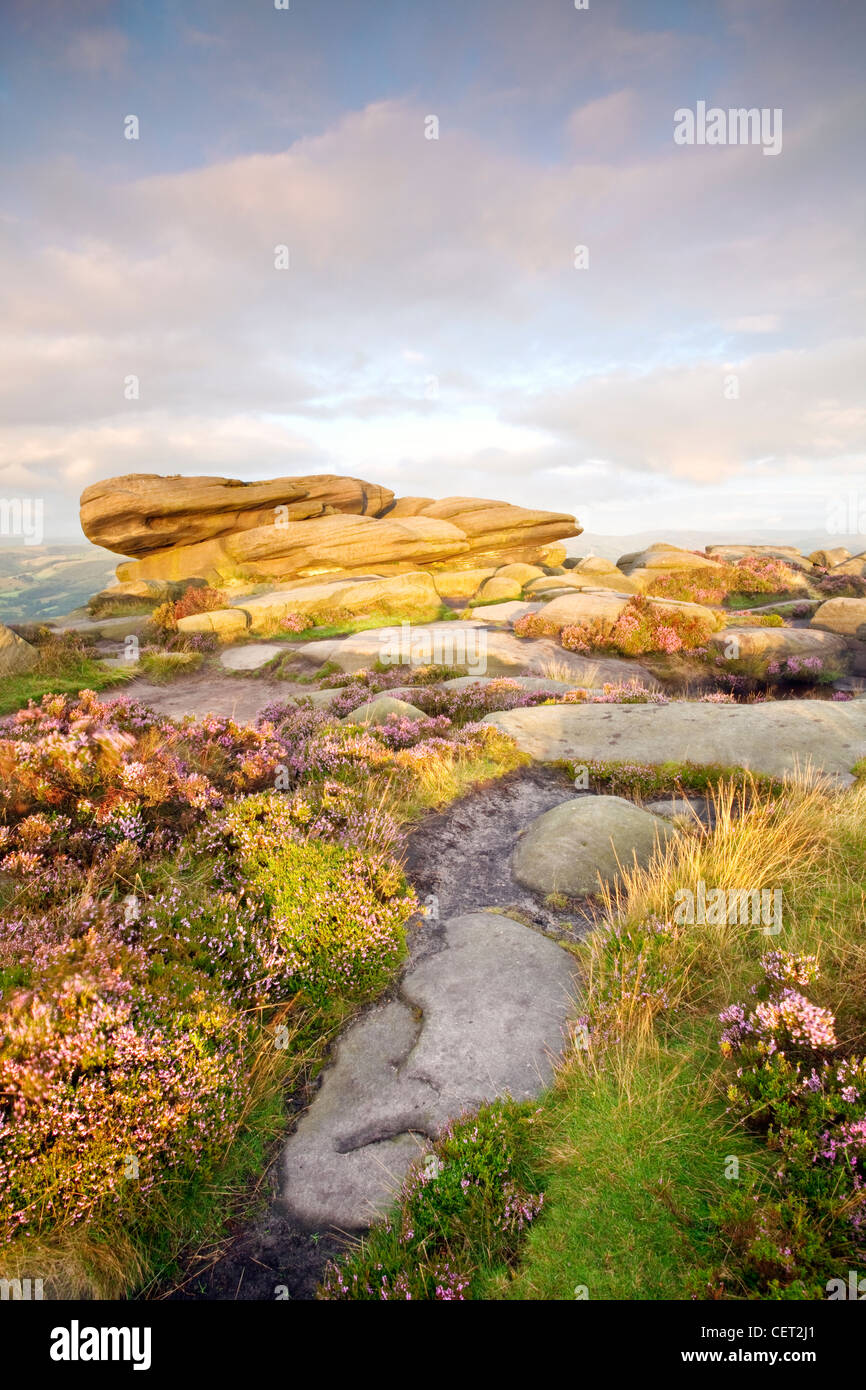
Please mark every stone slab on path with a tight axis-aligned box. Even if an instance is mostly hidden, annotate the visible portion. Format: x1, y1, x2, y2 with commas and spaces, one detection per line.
291, 621, 660, 687
482, 700, 866, 782
281, 911, 578, 1230
220, 643, 285, 670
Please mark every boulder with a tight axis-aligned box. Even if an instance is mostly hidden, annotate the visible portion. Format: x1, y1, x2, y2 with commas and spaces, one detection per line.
706, 544, 808, 569
709, 625, 849, 668
529, 591, 716, 636
809, 548, 851, 569
512, 796, 675, 897
178, 607, 250, 637
219, 643, 283, 670
0, 623, 38, 676
539, 543, 568, 567
524, 575, 591, 595
810, 598, 866, 638
569, 557, 638, 592
618, 544, 722, 575
494, 563, 545, 585
87, 474, 582, 584
830, 552, 866, 579
340, 695, 427, 725
476, 575, 523, 602
81, 472, 394, 556
432, 568, 497, 599
532, 591, 629, 631
483, 701, 866, 782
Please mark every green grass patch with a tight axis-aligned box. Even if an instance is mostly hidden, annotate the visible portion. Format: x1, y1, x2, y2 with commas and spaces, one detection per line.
0, 658, 132, 715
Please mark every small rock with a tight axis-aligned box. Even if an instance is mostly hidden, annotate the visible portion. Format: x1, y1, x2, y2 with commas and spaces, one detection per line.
340, 695, 426, 725
220, 643, 285, 670
477, 575, 523, 602
512, 796, 676, 897
0, 622, 38, 676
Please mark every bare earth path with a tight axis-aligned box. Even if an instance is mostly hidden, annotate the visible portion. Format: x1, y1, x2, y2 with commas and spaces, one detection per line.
118, 671, 307, 723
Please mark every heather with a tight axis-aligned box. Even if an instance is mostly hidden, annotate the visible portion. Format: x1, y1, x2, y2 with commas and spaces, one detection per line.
645, 556, 805, 606
515, 595, 718, 656
0, 686, 522, 1295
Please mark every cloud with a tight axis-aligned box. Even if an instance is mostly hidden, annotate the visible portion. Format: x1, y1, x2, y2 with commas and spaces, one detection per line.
0, 54, 863, 536
63, 26, 128, 76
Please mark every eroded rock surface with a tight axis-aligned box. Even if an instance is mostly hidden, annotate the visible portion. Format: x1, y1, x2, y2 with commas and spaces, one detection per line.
281, 911, 578, 1230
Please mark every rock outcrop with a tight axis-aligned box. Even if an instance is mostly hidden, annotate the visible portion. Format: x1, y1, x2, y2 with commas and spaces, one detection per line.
81, 473, 581, 584
80, 473, 394, 556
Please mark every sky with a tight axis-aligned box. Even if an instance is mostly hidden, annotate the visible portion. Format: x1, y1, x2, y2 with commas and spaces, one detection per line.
0, 0, 864, 543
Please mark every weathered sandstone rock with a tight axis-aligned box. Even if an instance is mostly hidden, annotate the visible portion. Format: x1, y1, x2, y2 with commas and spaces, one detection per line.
810, 598, 866, 638
512, 796, 675, 897
81, 472, 394, 556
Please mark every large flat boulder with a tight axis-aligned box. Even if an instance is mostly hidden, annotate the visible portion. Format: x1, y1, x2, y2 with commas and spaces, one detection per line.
90, 476, 583, 585
280, 911, 577, 1229
482, 700, 866, 781
81, 472, 394, 556
512, 795, 675, 897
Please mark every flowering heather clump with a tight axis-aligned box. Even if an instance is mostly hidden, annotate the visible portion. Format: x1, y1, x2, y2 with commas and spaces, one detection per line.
319, 1103, 543, 1300
590, 680, 669, 704
512, 612, 562, 639
559, 596, 715, 657
0, 676, 521, 1278
765, 655, 838, 684
164, 630, 219, 655
371, 714, 454, 748
0, 903, 249, 1244
391, 678, 552, 724
817, 573, 866, 598
647, 557, 802, 605
279, 612, 314, 633
172, 585, 227, 620
717, 950, 866, 1277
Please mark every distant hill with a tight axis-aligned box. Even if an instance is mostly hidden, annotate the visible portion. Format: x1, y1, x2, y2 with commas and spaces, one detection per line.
0, 544, 120, 623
